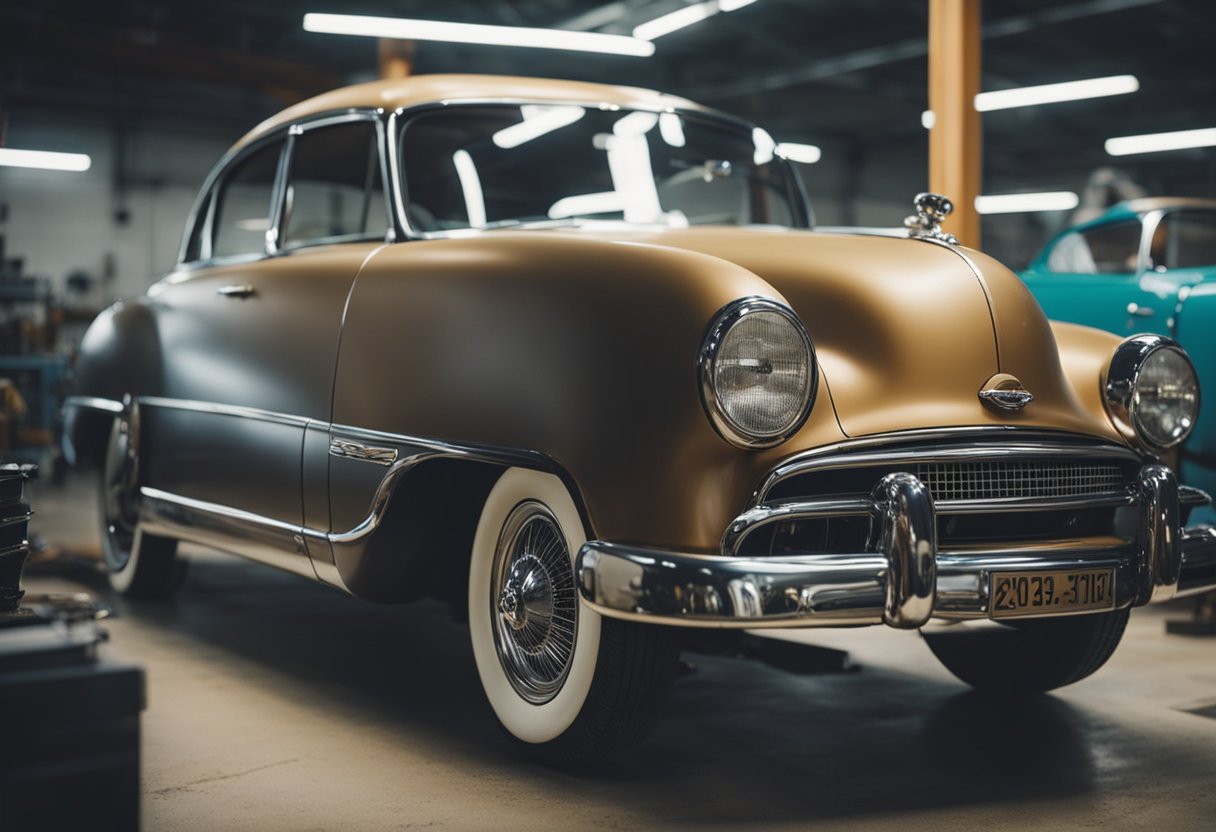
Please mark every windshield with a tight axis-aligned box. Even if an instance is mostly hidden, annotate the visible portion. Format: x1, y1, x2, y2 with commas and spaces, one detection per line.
398, 104, 808, 233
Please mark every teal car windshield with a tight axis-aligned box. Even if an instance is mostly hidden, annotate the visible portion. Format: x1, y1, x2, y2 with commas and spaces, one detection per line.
398, 105, 807, 232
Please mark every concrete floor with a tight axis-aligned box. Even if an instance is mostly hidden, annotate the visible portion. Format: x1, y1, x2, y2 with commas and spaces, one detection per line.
19, 473, 1216, 831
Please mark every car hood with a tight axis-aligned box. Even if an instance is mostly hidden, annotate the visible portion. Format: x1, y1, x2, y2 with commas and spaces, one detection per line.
549, 225, 1119, 441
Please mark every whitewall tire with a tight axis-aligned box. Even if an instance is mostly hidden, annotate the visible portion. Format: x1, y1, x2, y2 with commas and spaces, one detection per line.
468, 468, 680, 763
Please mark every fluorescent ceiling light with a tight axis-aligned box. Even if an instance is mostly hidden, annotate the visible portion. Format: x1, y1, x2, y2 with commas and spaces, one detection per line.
1105, 127, 1216, 156
975, 75, 1138, 112
776, 142, 821, 164
493, 105, 585, 149
303, 13, 654, 57
0, 148, 91, 172
633, 0, 759, 42
975, 192, 1079, 214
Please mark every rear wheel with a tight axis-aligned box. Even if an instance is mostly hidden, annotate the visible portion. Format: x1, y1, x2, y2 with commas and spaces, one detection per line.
922, 609, 1130, 693
468, 468, 680, 765
99, 399, 185, 599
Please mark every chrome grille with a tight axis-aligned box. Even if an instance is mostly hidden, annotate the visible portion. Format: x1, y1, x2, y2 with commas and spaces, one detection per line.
916, 460, 1125, 503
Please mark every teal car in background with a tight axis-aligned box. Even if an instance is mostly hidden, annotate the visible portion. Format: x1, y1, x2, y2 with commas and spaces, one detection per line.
1022, 198, 1216, 524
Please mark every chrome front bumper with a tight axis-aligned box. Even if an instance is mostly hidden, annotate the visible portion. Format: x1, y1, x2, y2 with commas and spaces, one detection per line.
576, 463, 1216, 629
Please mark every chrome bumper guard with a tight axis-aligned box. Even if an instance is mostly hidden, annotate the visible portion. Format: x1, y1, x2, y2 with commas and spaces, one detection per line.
576, 464, 1216, 629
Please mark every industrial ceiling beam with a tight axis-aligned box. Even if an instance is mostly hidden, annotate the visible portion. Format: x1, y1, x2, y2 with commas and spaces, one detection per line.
694, 0, 1163, 99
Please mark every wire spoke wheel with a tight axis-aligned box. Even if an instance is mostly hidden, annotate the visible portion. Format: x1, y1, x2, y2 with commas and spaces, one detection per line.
491, 501, 578, 705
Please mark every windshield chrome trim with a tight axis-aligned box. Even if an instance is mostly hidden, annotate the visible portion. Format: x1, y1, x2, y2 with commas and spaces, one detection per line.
386, 98, 811, 242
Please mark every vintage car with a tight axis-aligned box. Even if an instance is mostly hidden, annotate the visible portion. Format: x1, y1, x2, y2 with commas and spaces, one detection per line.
64, 75, 1216, 763
1021, 198, 1216, 525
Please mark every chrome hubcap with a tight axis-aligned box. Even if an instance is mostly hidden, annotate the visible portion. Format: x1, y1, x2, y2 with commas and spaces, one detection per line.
491, 502, 578, 704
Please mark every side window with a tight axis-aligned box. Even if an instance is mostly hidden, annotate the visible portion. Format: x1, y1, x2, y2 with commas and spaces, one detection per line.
1046, 220, 1141, 275
1150, 212, 1216, 271
212, 139, 285, 259
282, 120, 387, 248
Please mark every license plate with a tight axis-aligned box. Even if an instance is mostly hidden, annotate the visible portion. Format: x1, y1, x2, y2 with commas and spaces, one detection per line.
990, 568, 1115, 619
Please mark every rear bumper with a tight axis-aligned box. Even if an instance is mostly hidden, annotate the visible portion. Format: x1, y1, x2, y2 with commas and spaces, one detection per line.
576, 463, 1216, 629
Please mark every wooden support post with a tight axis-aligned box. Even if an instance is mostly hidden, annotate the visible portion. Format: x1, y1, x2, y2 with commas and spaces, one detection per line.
928, 0, 981, 248
378, 38, 416, 80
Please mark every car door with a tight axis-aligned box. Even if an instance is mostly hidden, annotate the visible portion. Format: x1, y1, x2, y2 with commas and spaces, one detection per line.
144, 114, 389, 573
1022, 216, 1173, 336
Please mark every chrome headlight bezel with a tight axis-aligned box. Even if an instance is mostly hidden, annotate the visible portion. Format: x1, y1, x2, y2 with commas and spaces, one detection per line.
1104, 334, 1200, 451
698, 297, 817, 450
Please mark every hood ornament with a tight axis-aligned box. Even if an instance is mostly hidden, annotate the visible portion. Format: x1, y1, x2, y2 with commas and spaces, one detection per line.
979, 373, 1034, 412
904, 192, 958, 245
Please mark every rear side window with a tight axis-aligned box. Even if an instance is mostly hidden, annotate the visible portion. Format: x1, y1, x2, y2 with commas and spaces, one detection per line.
282, 120, 387, 248
1046, 220, 1141, 275
1151, 211, 1216, 270
211, 139, 285, 259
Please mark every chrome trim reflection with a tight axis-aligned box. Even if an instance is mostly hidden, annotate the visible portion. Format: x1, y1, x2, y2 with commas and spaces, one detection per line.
1137, 463, 1182, 603
329, 438, 398, 466
138, 486, 318, 580
577, 471, 936, 629
63, 395, 124, 414
137, 396, 313, 427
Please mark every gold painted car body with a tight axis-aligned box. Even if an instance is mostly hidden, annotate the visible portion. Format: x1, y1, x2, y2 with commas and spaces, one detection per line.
66, 75, 1206, 616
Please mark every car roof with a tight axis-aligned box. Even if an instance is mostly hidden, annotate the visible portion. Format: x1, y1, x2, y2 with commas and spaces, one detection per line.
1108, 197, 1216, 219
233, 73, 714, 153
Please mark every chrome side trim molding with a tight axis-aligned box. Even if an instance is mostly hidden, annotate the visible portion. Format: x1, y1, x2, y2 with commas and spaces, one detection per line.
138, 396, 313, 427
63, 395, 124, 414
329, 438, 398, 466
139, 487, 317, 581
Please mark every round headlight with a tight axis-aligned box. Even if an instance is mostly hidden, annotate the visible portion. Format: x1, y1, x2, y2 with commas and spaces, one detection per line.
699, 298, 816, 449
1104, 335, 1200, 450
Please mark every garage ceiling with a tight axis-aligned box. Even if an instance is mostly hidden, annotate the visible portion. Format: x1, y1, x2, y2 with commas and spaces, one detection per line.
2, 0, 1213, 205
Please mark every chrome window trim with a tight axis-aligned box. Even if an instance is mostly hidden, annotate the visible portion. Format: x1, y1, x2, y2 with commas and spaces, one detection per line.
386, 98, 812, 241
697, 296, 817, 450
176, 108, 393, 269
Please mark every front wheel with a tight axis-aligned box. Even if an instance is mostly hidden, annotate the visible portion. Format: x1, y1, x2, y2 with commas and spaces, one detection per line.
468, 468, 680, 765
99, 400, 185, 599
922, 609, 1130, 693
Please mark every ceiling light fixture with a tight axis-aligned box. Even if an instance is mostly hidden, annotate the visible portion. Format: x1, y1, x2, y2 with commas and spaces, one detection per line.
1105, 127, 1216, 156
975, 192, 1079, 214
776, 143, 821, 164
633, 0, 759, 42
0, 148, 92, 172
303, 13, 655, 57
975, 74, 1139, 112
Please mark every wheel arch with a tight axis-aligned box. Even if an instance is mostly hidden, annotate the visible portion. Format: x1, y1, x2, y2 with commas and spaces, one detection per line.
330, 452, 596, 606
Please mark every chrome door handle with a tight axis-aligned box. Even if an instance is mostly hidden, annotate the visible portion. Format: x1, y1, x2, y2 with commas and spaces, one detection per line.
217, 284, 256, 299
1127, 303, 1155, 318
